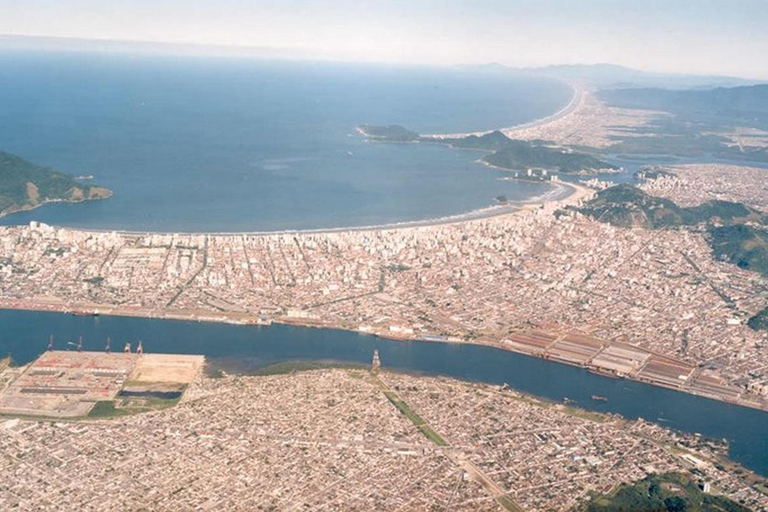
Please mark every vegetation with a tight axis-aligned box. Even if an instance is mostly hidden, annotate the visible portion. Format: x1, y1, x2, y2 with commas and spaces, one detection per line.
597, 85, 768, 162
578, 185, 761, 229
433, 131, 617, 174
358, 125, 617, 174
88, 396, 181, 419
358, 124, 420, 142
245, 360, 367, 376
599, 84, 768, 128
480, 137, 614, 174
0, 150, 111, 217
708, 223, 768, 331
747, 307, 768, 331
579, 472, 752, 512
708, 224, 768, 275
382, 390, 447, 446
88, 400, 130, 418
560, 405, 609, 423
580, 185, 768, 331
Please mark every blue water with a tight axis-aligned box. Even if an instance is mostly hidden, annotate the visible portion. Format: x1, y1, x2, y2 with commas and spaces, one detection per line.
0, 51, 571, 231
4, 52, 764, 478
1, 309, 766, 477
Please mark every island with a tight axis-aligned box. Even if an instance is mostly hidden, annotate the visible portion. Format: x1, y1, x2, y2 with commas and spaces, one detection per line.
0, 150, 112, 218
358, 125, 618, 175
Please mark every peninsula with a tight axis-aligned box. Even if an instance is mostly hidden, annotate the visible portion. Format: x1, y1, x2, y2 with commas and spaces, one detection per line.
358, 124, 618, 175
0, 150, 112, 218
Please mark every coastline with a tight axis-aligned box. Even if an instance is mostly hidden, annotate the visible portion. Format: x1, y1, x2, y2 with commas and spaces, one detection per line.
0, 189, 113, 221
2, 180, 765, 414
3, 87, 765, 416
44, 181, 585, 237
421, 81, 581, 139
2, 86, 581, 236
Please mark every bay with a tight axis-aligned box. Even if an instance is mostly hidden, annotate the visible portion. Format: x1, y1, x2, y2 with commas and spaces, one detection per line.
0, 52, 570, 231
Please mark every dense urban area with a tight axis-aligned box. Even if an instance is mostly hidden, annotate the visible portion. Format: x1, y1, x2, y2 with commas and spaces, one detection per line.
2, 87, 768, 511
1, 163, 768, 409
2, 363, 767, 511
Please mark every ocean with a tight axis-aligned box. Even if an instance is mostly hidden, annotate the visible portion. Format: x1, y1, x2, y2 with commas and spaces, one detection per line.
2, 52, 768, 478
0, 51, 571, 231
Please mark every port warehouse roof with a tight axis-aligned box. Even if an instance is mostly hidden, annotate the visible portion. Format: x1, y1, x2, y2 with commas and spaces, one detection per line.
504, 329, 741, 401
0, 351, 203, 418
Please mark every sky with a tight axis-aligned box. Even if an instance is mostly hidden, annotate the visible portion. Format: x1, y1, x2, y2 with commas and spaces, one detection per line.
1, 0, 767, 79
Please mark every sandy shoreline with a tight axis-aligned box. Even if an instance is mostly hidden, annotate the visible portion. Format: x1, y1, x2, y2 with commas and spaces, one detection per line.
422, 81, 581, 139
3, 84, 583, 237
35, 180, 586, 237
13, 84, 758, 413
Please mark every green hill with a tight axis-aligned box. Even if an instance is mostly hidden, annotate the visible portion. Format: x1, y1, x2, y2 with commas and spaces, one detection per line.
578, 184, 768, 331
358, 126, 617, 174
708, 224, 768, 276
0, 151, 111, 217
357, 124, 420, 142
578, 185, 759, 229
579, 472, 752, 512
442, 131, 616, 173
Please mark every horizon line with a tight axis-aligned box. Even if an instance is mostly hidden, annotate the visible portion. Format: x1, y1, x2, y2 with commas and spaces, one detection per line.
1, 33, 766, 82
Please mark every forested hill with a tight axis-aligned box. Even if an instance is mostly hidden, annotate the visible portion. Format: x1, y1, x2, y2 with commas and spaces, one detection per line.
0, 151, 112, 217
358, 126, 617, 174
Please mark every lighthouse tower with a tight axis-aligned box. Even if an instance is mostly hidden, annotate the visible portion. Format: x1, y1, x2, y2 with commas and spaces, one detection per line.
371, 350, 381, 373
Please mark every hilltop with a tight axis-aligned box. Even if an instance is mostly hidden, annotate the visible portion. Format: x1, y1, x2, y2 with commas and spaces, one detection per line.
358, 126, 617, 175
576, 184, 762, 229
0, 151, 112, 218
580, 472, 751, 512
578, 184, 768, 330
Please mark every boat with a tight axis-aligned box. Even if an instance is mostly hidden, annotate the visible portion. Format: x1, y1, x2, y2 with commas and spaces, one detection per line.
591, 395, 608, 402
72, 310, 99, 317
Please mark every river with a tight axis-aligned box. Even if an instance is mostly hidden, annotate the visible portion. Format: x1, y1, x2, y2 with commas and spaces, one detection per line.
1, 308, 766, 477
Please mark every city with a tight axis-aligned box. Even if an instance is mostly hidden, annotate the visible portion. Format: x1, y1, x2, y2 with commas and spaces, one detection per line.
1, 166, 767, 409
2, 361, 767, 510
2, 2, 768, 510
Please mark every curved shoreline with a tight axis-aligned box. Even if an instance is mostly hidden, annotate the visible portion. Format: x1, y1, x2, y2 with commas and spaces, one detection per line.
1, 82, 580, 236
0, 191, 113, 221
34, 181, 583, 237
422, 81, 580, 139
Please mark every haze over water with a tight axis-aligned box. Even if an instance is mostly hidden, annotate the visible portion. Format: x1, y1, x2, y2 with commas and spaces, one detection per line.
0, 51, 571, 232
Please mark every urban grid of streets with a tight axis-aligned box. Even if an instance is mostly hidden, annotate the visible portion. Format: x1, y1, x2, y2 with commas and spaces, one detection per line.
2, 89, 768, 510
2, 368, 767, 511
1, 168, 767, 409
